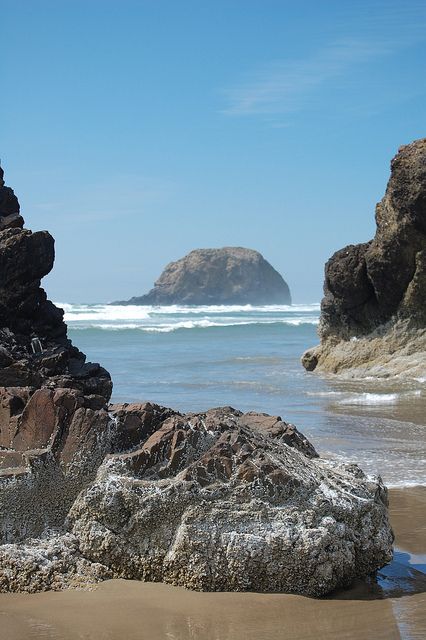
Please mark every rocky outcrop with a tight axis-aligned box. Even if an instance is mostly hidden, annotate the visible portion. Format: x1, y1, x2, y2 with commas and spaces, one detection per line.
0, 406, 393, 596
0, 166, 20, 220
302, 139, 426, 376
0, 167, 113, 540
116, 247, 291, 305
0, 167, 393, 596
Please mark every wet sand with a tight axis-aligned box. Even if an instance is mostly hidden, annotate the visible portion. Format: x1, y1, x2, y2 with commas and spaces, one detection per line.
0, 487, 425, 640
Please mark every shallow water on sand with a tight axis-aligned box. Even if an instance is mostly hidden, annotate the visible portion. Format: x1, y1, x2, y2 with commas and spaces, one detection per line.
0, 488, 425, 640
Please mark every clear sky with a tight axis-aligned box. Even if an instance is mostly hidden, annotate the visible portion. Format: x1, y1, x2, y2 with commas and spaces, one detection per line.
1, 0, 425, 303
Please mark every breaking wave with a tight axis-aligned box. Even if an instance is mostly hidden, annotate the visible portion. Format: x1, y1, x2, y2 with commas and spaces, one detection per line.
308, 390, 422, 405
55, 302, 320, 332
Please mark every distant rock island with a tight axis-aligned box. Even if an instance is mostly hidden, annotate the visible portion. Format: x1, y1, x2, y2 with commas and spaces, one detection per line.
116, 247, 291, 306
302, 138, 426, 378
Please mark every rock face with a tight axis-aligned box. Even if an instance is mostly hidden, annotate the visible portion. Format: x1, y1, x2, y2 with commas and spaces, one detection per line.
0, 167, 113, 540
302, 139, 426, 376
0, 166, 20, 220
116, 247, 291, 305
0, 406, 393, 596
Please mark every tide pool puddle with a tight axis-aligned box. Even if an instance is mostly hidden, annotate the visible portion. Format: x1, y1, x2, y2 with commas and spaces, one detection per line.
377, 549, 426, 597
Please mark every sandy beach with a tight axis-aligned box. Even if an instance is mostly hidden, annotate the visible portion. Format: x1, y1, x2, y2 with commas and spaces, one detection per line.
2, 0, 425, 636
0, 486, 424, 640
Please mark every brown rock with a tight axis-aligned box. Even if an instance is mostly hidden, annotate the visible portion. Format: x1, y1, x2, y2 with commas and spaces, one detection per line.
110, 401, 179, 452
13, 389, 59, 451
67, 406, 393, 597
57, 406, 111, 466
109, 407, 317, 485
0, 387, 31, 448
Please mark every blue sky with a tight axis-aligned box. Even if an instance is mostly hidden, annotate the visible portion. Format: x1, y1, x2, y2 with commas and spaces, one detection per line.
1, 0, 425, 302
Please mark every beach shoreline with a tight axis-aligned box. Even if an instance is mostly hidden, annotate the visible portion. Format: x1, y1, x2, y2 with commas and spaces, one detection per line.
0, 486, 424, 640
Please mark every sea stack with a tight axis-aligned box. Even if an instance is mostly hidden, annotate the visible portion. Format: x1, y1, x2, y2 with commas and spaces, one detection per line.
302, 138, 426, 377
116, 247, 291, 305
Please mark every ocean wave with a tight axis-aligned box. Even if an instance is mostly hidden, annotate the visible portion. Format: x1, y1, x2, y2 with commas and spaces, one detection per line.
336, 390, 422, 405
59, 305, 152, 322
308, 390, 422, 405
385, 480, 426, 488
68, 318, 319, 332
55, 302, 320, 321
55, 301, 320, 333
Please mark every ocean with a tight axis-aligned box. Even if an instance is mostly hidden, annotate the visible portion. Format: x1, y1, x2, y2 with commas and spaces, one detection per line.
61, 302, 426, 488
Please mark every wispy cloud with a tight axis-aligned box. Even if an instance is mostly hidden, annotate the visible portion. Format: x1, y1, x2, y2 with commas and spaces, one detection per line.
222, 5, 426, 118
223, 39, 391, 116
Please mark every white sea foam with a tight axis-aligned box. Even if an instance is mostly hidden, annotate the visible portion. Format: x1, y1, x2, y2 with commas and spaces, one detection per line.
336, 390, 421, 406
306, 391, 345, 397
338, 393, 399, 405
308, 389, 422, 405
60, 305, 152, 322
55, 301, 320, 332
386, 480, 426, 488
70, 318, 319, 332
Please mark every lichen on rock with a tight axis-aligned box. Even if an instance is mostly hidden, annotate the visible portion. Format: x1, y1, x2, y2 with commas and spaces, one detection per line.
0, 406, 393, 596
66, 407, 393, 596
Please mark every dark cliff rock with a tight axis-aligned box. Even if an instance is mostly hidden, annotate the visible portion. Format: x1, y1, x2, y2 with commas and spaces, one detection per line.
0, 168, 111, 399
116, 247, 291, 305
302, 139, 426, 376
0, 166, 20, 219
0, 167, 112, 537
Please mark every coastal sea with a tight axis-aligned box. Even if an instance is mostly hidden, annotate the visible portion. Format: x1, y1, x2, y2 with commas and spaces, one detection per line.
1, 302, 424, 639
62, 301, 426, 488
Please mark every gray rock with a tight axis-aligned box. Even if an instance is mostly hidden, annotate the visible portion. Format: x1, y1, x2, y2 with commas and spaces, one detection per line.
66, 407, 392, 596
0, 533, 111, 593
116, 247, 291, 305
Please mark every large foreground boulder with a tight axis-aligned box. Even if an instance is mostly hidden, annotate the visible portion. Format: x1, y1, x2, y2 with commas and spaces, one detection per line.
115, 247, 291, 305
0, 406, 393, 596
303, 139, 426, 377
